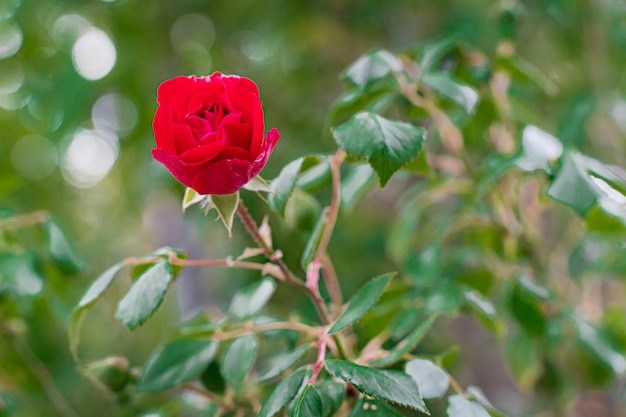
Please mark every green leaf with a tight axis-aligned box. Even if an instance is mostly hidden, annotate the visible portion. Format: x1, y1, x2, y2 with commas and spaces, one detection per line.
317, 379, 345, 417
244, 176, 275, 193
463, 289, 504, 335
324, 360, 427, 413
342, 49, 402, 90
421, 72, 479, 114
258, 367, 309, 417
115, 260, 173, 331
447, 395, 490, 417
340, 163, 376, 210
209, 192, 240, 238
137, 339, 218, 392
572, 315, 626, 375
348, 397, 404, 417
229, 278, 276, 319
505, 332, 541, 388
516, 125, 563, 173
300, 209, 328, 269
258, 344, 311, 381
0, 252, 44, 297
418, 33, 459, 73
370, 314, 439, 367
70, 263, 123, 359
182, 187, 208, 211
332, 112, 426, 187
404, 358, 449, 399
43, 219, 84, 274
291, 384, 323, 417
557, 94, 595, 146
329, 273, 395, 334
269, 156, 323, 217
221, 335, 258, 391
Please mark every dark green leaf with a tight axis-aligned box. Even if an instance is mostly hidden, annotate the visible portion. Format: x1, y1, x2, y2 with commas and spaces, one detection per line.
269, 156, 324, 216
557, 94, 595, 146
514, 274, 551, 301
0, 252, 44, 297
137, 339, 218, 392
221, 335, 258, 391
447, 395, 490, 417
115, 260, 173, 331
371, 314, 439, 367
404, 358, 449, 399
418, 33, 459, 73
291, 384, 323, 417
324, 360, 427, 413
332, 112, 426, 187
317, 379, 345, 417
463, 289, 504, 335
547, 151, 598, 216
43, 219, 83, 274
342, 49, 401, 90
505, 332, 541, 387
258, 344, 311, 381
348, 397, 404, 417
229, 278, 276, 319
258, 368, 309, 417
404, 245, 442, 286
329, 273, 395, 334
421, 72, 479, 114
341, 163, 376, 210
209, 192, 240, 238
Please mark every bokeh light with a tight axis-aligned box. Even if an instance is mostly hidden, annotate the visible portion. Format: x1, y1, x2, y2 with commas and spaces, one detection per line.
71, 28, 116, 80
170, 13, 215, 56
61, 128, 119, 188
91, 93, 138, 136
0, 20, 23, 59
11, 135, 58, 181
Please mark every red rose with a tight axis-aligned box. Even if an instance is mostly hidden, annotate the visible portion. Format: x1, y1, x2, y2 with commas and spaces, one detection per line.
151, 72, 280, 195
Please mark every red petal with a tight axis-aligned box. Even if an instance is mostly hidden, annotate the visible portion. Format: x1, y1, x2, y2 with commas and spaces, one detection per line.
219, 147, 250, 160
191, 159, 255, 195
170, 123, 198, 154
187, 91, 223, 115
179, 141, 226, 164
249, 100, 266, 159
156, 76, 197, 120
152, 105, 176, 153
211, 72, 260, 98
221, 123, 253, 150
249, 127, 280, 178
152, 148, 201, 187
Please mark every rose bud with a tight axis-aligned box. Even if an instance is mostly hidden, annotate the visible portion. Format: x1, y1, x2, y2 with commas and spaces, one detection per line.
151, 72, 280, 195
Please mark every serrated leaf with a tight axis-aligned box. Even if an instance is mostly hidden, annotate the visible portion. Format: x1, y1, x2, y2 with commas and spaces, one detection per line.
258, 344, 311, 381
0, 252, 44, 297
257, 367, 309, 417
229, 278, 276, 319
269, 156, 324, 217
447, 395, 490, 417
137, 339, 218, 392
341, 163, 376, 210
342, 49, 402, 90
332, 112, 426, 187
291, 384, 323, 417
370, 314, 439, 367
405, 358, 449, 399
421, 72, 479, 114
221, 335, 258, 391
243, 176, 274, 193
348, 397, 404, 417
210, 192, 240, 238
43, 219, 84, 274
515, 125, 563, 173
182, 187, 208, 211
324, 360, 427, 413
300, 209, 328, 269
115, 260, 173, 331
329, 273, 395, 334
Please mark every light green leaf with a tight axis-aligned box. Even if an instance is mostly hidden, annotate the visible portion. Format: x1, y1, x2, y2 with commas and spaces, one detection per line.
221, 335, 258, 391
463, 289, 504, 335
182, 187, 208, 211
243, 176, 275, 193
210, 192, 240, 238
370, 314, 439, 367
257, 367, 309, 417
0, 252, 44, 297
291, 384, 323, 417
229, 278, 276, 319
421, 72, 479, 114
418, 33, 459, 73
43, 219, 84, 274
342, 49, 402, 90
332, 112, 426, 187
447, 395, 490, 417
258, 344, 311, 381
115, 260, 173, 331
137, 339, 218, 392
341, 163, 376, 210
329, 273, 395, 334
404, 358, 449, 399
348, 397, 404, 416
547, 151, 597, 216
324, 360, 427, 413
572, 315, 626, 375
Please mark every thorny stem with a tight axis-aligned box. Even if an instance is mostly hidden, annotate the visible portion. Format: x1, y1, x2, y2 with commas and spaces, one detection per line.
308, 327, 330, 385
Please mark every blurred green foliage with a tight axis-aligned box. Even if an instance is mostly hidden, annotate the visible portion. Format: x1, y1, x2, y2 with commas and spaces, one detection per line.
3, 0, 626, 416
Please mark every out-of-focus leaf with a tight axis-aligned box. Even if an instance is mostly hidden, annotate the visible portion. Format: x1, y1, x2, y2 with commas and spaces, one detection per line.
137, 339, 218, 392
405, 358, 449, 399
0, 252, 44, 297
221, 335, 258, 391
209, 192, 240, 238
463, 289, 504, 335
557, 94, 595, 146
258, 344, 311, 381
229, 278, 276, 319
324, 359, 427, 413
514, 274, 551, 301
447, 395, 490, 417
332, 112, 426, 187
258, 367, 309, 417
43, 219, 84, 274
269, 156, 324, 217
404, 245, 442, 286
515, 125, 563, 173
509, 286, 546, 337
505, 332, 542, 389
115, 260, 173, 331
370, 314, 439, 367
418, 33, 459, 73
342, 49, 402, 90
301, 209, 328, 269
291, 384, 323, 417
421, 72, 480, 114
329, 273, 395, 334
340, 163, 376, 210
572, 315, 626, 375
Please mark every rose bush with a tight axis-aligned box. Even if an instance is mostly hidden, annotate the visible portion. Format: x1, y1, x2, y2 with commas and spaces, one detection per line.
151, 72, 280, 195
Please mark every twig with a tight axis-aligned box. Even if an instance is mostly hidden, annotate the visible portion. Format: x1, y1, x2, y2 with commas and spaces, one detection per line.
0, 210, 49, 231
